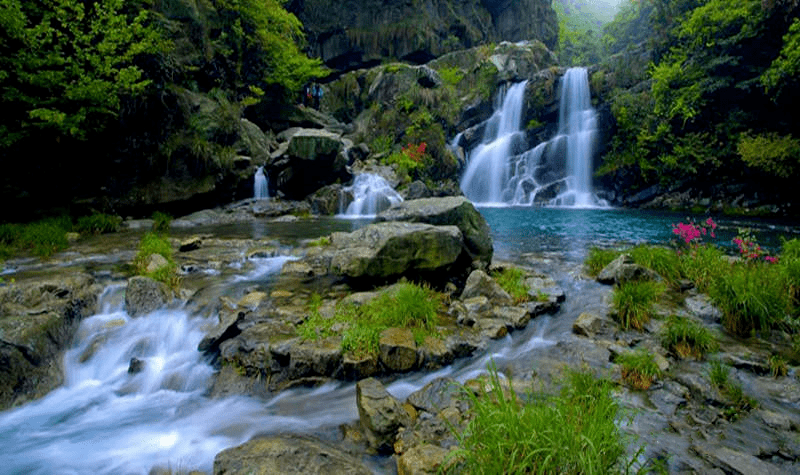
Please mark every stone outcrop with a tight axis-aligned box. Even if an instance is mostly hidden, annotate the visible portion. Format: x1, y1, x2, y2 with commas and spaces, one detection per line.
0, 274, 99, 409
124, 276, 171, 317
213, 434, 372, 475
289, 0, 557, 72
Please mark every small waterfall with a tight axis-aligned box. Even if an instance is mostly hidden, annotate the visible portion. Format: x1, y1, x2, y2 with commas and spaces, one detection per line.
459, 67, 606, 208
254, 166, 269, 199
340, 173, 403, 217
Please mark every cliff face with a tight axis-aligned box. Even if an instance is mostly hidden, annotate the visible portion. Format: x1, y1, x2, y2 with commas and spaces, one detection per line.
287, 0, 557, 71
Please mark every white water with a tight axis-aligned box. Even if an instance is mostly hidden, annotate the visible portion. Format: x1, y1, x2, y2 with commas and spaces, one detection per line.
459, 68, 606, 208
254, 166, 269, 199
339, 173, 403, 218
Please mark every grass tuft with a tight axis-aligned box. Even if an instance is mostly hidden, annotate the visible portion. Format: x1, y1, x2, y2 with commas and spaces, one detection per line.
585, 247, 621, 276
616, 348, 662, 390
660, 315, 717, 360
611, 280, 664, 330
75, 213, 122, 235
491, 267, 530, 304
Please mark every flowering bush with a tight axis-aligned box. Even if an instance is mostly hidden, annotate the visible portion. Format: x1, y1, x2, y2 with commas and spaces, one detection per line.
732, 228, 778, 263
672, 217, 716, 247
385, 142, 428, 183
402, 142, 427, 163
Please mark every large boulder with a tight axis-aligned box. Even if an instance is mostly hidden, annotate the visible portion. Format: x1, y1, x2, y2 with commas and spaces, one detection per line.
377, 196, 493, 269
0, 274, 99, 409
213, 434, 372, 475
596, 254, 661, 285
124, 276, 171, 317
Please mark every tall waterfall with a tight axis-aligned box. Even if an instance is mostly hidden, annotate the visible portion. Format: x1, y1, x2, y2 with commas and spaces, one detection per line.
254, 166, 269, 199
459, 67, 605, 208
339, 173, 403, 217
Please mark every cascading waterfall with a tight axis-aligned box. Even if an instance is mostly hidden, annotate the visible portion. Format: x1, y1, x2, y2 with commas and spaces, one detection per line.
254, 166, 269, 199
459, 67, 606, 208
339, 173, 403, 217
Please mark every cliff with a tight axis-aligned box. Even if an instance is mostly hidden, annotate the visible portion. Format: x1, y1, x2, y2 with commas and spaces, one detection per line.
287, 0, 558, 71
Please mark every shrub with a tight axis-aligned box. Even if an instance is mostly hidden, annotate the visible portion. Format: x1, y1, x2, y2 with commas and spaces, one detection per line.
616, 348, 662, 390
152, 211, 172, 234
448, 366, 628, 474
491, 267, 530, 304
611, 280, 664, 330
76, 213, 122, 235
660, 316, 717, 359
585, 247, 620, 276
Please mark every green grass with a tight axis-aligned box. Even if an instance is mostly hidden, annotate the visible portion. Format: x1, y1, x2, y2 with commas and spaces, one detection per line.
768, 354, 788, 377
307, 236, 331, 247
707, 361, 756, 420
585, 247, 621, 276
0, 218, 71, 259
298, 282, 442, 357
616, 348, 662, 390
629, 245, 682, 285
152, 211, 172, 234
491, 267, 530, 304
447, 365, 629, 474
611, 280, 664, 331
133, 232, 179, 288
660, 316, 717, 360
76, 213, 122, 235
677, 244, 726, 293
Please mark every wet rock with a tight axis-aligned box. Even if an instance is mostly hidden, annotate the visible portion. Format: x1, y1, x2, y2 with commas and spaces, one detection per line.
597, 254, 661, 285
406, 377, 462, 415
572, 312, 613, 337
379, 327, 417, 372
212, 434, 372, 475
685, 293, 721, 324
417, 335, 455, 369
128, 357, 144, 374
721, 354, 770, 376
460, 270, 512, 305
179, 236, 202, 252
492, 306, 530, 329
342, 353, 379, 379
396, 443, 451, 475
525, 275, 565, 303
356, 378, 411, 453
288, 338, 343, 380
691, 443, 789, 475
237, 291, 268, 310
476, 318, 508, 339
124, 276, 171, 317
144, 254, 169, 274
402, 181, 433, 200
377, 196, 493, 269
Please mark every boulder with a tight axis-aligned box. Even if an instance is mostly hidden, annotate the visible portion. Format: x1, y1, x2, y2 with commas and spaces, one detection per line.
179, 236, 202, 252
213, 434, 372, 475
596, 254, 661, 285
572, 312, 613, 338
396, 444, 451, 475
328, 222, 464, 280
124, 276, 171, 317
269, 129, 352, 199
0, 274, 98, 409
406, 377, 463, 415
379, 327, 418, 372
356, 377, 411, 453
377, 196, 493, 269
460, 270, 512, 305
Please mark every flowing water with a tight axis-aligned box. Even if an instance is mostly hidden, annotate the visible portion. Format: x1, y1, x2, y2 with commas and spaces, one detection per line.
2, 207, 797, 474
253, 166, 269, 200
460, 67, 605, 207
340, 173, 403, 218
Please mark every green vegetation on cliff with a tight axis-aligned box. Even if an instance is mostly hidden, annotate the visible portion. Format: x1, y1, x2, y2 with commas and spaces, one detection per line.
596, 0, 800, 204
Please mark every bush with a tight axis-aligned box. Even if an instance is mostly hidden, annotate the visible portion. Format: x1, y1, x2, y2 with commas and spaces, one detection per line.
76, 213, 122, 235
661, 316, 717, 359
616, 348, 662, 390
152, 211, 172, 234
611, 280, 664, 330
448, 366, 629, 474
492, 267, 530, 304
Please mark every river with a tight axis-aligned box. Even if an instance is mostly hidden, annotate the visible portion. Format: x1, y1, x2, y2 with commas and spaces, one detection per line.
0, 207, 797, 474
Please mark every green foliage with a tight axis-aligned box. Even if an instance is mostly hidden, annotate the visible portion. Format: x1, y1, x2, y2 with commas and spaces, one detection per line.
612, 280, 664, 331
133, 232, 178, 287
661, 316, 717, 360
761, 19, 800, 97
151, 211, 172, 234
616, 347, 662, 390
491, 267, 530, 304
307, 236, 331, 247
0, 218, 72, 259
629, 245, 682, 285
677, 245, 726, 293
448, 365, 628, 474
737, 132, 800, 178
0, 0, 166, 145
298, 282, 442, 357
707, 361, 756, 420
76, 213, 122, 235
437, 66, 464, 87
768, 354, 788, 377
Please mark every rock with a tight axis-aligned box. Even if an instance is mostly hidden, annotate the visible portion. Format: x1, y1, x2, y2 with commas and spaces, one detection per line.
406, 377, 462, 414
596, 254, 661, 285
403, 181, 433, 200
396, 444, 451, 475
379, 327, 418, 372
356, 378, 411, 453
691, 443, 790, 475
179, 236, 202, 252
685, 293, 721, 324
269, 129, 352, 199
0, 273, 98, 409
237, 291, 268, 310
342, 353, 379, 379
307, 183, 346, 215
327, 222, 464, 280
460, 270, 512, 305
492, 306, 530, 329
128, 357, 144, 374
145, 253, 170, 274
124, 276, 171, 317
572, 312, 613, 337
213, 434, 372, 475
377, 196, 493, 269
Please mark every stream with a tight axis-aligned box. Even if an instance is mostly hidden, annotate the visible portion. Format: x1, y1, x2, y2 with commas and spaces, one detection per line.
0, 207, 798, 474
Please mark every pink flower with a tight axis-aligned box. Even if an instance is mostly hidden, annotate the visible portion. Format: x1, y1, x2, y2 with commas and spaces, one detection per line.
765, 256, 778, 264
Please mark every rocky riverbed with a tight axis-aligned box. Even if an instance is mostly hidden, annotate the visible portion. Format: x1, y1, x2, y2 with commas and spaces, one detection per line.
2, 197, 800, 474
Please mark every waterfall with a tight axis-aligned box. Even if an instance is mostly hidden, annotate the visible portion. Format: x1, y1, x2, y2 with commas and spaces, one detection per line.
459, 67, 606, 208
254, 166, 269, 199
339, 173, 403, 217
